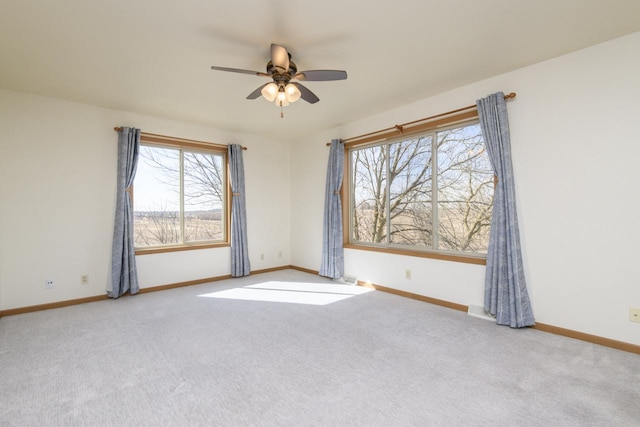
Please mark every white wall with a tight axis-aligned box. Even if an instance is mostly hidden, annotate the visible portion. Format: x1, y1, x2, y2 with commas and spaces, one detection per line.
0, 90, 290, 310
291, 32, 640, 345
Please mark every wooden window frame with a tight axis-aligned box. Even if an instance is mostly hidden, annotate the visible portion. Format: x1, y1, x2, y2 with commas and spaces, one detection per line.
342, 110, 489, 265
134, 133, 231, 255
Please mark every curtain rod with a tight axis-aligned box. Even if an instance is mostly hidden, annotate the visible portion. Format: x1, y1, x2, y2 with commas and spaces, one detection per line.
114, 127, 247, 150
326, 92, 516, 146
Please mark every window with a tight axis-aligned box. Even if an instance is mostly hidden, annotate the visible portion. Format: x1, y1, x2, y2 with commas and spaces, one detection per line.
349, 120, 493, 259
133, 136, 228, 252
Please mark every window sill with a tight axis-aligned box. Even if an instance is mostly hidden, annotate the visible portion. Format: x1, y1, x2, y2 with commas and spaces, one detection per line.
343, 243, 486, 265
135, 242, 230, 256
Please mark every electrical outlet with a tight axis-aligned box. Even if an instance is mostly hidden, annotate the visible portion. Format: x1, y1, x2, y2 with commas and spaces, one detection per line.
260, 253, 264, 260
405, 269, 411, 280
81, 275, 89, 285
278, 251, 282, 258
45, 278, 54, 289
630, 307, 640, 323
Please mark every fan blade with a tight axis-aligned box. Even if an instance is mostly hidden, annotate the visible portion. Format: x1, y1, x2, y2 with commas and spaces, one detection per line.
271, 44, 290, 73
211, 66, 270, 77
246, 83, 270, 100
294, 70, 347, 81
292, 82, 319, 104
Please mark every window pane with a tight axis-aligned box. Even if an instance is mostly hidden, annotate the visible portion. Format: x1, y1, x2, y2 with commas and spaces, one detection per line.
183, 151, 225, 242
437, 124, 493, 253
389, 136, 433, 247
352, 145, 387, 243
134, 146, 180, 247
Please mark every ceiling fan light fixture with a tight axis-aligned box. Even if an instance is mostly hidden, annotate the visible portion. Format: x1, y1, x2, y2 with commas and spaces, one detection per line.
285, 83, 301, 103
261, 82, 278, 102
276, 89, 290, 107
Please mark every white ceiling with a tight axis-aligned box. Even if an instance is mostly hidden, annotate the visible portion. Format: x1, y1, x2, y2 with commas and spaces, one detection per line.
1, 0, 639, 141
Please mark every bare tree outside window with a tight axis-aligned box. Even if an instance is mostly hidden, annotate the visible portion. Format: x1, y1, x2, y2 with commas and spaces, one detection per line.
350, 122, 493, 254
437, 124, 493, 253
389, 136, 433, 247
133, 145, 226, 248
183, 152, 224, 242
352, 145, 387, 243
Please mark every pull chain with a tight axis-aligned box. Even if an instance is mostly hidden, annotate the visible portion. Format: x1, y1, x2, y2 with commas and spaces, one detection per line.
279, 101, 284, 118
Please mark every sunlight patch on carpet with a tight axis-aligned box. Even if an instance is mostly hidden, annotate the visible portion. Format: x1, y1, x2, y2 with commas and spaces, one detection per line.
198, 281, 373, 305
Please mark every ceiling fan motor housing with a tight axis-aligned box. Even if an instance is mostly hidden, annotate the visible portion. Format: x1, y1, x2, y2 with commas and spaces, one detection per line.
266, 60, 297, 88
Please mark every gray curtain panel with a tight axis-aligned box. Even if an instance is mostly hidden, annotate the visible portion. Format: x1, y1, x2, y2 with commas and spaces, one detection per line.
228, 144, 250, 277
319, 139, 345, 279
109, 127, 140, 298
476, 92, 535, 328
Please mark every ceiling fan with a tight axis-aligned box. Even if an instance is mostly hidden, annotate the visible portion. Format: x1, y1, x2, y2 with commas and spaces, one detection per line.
211, 43, 347, 117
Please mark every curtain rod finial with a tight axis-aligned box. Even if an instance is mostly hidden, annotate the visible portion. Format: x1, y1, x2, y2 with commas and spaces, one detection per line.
504, 92, 516, 100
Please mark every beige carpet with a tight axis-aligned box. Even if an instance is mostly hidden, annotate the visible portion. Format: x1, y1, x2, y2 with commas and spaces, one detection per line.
1, 269, 639, 426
